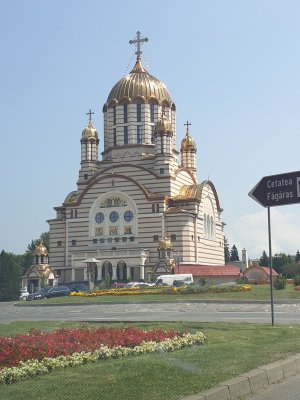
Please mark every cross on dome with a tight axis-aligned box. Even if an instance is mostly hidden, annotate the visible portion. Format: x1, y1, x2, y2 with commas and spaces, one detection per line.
184, 120, 192, 134
86, 109, 94, 123
129, 31, 148, 60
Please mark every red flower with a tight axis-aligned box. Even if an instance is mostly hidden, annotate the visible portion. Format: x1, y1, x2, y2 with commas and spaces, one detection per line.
0, 326, 183, 369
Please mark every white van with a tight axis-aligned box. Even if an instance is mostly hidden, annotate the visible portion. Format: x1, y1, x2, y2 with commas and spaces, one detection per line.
155, 274, 193, 286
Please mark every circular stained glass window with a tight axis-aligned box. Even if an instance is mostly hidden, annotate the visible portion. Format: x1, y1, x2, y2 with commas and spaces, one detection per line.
109, 211, 119, 223
95, 212, 104, 224
124, 210, 133, 222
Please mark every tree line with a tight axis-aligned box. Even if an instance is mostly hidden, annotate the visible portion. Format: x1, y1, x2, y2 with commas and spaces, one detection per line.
258, 250, 300, 277
224, 237, 300, 276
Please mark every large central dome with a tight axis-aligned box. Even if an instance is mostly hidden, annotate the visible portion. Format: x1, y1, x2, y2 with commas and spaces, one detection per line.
106, 59, 173, 105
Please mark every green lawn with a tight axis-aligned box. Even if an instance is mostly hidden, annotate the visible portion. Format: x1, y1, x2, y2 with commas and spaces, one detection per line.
1, 321, 300, 400
15, 283, 300, 306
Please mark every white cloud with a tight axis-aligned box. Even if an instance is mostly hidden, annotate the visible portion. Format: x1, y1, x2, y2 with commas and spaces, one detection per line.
225, 208, 300, 259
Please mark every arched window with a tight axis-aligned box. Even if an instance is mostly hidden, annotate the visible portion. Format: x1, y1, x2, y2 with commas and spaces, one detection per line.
150, 102, 155, 122
124, 126, 128, 144
203, 197, 216, 240
136, 102, 142, 122
123, 103, 128, 123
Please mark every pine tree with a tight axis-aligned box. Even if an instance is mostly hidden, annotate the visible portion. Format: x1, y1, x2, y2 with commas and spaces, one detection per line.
295, 250, 300, 263
259, 251, 269, 267
230, 245, 239, 261
224, 237, 230, 263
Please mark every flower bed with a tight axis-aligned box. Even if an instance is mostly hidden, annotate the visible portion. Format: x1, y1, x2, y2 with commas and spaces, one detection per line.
0, 326, 206, 384
70, 284, 252, 297
0, 326, 182, 369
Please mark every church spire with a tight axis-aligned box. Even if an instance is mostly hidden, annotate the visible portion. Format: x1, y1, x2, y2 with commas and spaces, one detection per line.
81, 109, 99, 164
181, 120, 197, 173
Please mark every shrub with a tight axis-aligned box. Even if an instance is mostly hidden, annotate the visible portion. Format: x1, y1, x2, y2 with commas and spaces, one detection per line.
293, 275, 300, 286
198, 277, 207, 286
273, 275, 286, 290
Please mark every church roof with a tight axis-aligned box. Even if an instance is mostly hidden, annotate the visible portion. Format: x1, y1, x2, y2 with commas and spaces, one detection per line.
82, 121, 98, 140
106, 58, 173, 106
155, 112, 172, 134
181, 123, 196, 151
33, 241, 48, 256
173, 181, 222, 212
158, 233, 172, 250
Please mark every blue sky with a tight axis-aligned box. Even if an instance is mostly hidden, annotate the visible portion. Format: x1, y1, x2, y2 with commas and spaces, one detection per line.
1, 0, 300, 259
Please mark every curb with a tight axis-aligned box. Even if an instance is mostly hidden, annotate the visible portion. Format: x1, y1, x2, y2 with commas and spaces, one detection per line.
13, 299, 300, 307
181, 353, 300, 400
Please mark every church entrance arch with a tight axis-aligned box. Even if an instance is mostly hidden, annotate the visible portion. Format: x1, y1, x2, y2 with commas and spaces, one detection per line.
101, 261, 112, 280
117, 260, 127, 281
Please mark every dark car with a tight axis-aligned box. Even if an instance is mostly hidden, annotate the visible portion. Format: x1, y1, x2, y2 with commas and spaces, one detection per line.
27, 286, 71, 301
65, 283, 90, 293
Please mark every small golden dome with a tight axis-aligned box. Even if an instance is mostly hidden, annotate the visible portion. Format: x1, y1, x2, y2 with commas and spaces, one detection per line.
181, 124, 196, 151
106, 59, 173, 105
33, 241, 48, 256
82, 122, 98, 139
155, 114, 172, 133
158, 233, 172, 250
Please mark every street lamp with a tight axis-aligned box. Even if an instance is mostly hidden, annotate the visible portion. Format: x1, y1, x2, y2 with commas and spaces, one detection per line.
83, 258, 100, 291
173, 251, 183, 273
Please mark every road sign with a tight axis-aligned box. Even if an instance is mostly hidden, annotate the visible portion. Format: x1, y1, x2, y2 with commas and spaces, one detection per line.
249, 170, 300, 208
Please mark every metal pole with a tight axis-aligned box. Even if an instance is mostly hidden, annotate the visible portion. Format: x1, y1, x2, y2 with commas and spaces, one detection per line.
267, 207, 275, 326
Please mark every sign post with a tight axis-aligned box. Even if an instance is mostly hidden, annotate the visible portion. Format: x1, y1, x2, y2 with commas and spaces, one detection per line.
249, 171, 300, 326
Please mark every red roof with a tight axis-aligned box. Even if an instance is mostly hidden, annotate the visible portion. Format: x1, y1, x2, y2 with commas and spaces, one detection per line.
245, 266, 278, 277
177, 264, 241, 277
259, 267, 278, 276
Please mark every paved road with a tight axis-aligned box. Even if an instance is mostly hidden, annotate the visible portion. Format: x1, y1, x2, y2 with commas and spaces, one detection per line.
1, 301, 300, 324
244, 374, 300, 400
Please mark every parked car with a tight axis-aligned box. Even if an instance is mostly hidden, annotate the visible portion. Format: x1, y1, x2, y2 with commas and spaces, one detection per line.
27, 286, 71, 301
125, 282, 153, 289
65, 283, 90, 293
110, 282, 127, 288
19, 288, 29, 300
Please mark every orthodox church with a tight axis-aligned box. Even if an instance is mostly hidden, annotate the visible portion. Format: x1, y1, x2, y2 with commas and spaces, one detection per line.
48, 31, 225, 284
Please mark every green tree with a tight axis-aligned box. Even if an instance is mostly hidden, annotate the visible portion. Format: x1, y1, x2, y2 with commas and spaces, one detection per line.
224, 238, 230, 263
295, 250, 300, 263
230, 245, 239, 262
0, 250, 23, 301
273, 275, 286, 290
259, 251, 269, 267
273, 253, 288, 274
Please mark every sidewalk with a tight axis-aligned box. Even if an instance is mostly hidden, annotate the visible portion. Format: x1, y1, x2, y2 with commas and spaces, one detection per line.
181, 353, 300, 400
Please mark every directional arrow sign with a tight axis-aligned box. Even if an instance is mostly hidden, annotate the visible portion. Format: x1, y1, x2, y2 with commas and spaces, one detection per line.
249, 170, 300, 208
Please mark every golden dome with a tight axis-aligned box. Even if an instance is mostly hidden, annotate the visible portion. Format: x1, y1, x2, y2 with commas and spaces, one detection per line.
158, 233, 172, 250
106, 59, 173, 105
33, 241, 48, 256
155, 114, 172, 133
82, 122, 98, 139
181, 126, 196, 151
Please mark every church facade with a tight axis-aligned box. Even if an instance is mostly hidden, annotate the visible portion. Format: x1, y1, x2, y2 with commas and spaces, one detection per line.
48, 32, 225, 284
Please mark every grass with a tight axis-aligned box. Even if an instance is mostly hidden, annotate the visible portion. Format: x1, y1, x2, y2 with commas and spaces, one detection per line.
1, 321, 300, 399
15, 283, 300, 306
